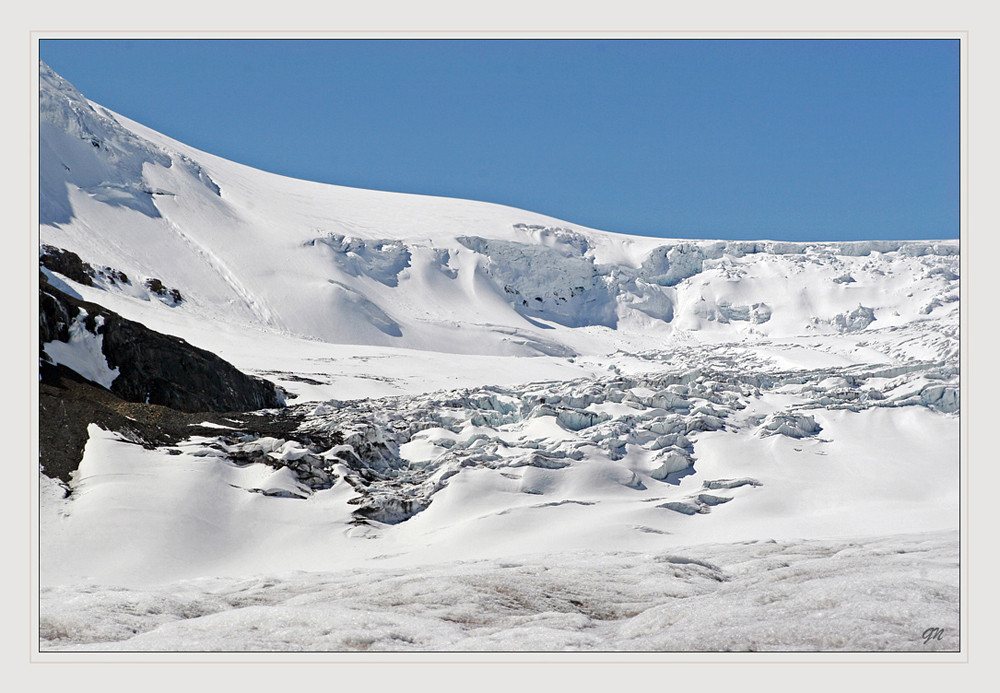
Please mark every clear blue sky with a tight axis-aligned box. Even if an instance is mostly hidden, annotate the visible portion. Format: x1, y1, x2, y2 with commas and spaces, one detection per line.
39, 39, 959, 241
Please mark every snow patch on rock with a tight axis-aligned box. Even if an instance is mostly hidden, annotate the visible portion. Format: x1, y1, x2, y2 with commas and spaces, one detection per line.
42, 309, 119, 388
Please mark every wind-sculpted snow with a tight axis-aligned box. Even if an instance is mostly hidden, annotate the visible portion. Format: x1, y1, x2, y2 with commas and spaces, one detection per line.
324, 280, 403, 337
41, 309, 119, 388
40, 62, 218, 225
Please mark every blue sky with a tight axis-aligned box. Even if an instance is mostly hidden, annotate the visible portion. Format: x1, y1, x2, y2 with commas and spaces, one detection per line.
39, 39, 959, 241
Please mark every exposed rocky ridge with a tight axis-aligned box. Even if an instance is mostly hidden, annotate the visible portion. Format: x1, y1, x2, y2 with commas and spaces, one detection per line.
40, 363, 233, 484
40, 245, 97, 286
40, 272, 284, 413
38, 361, 308, 485
42, 244, 182, 304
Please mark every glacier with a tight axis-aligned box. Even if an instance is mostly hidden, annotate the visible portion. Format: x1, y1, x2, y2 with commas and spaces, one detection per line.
36, 61, 960, 653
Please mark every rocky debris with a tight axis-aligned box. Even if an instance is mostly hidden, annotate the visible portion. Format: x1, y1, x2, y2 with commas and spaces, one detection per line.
40, 245, 94, 286
38, 357, 329, 488
41, 245, 131, 288
144, 278, 183, 305
211, 433, 345, 495
40, 276, 283, 413
38, 361, 285, 484
102, 267, 130, 285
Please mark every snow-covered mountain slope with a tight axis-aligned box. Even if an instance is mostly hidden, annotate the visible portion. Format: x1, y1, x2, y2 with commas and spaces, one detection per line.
37, 62, 960, 652
39, 60, 958, 368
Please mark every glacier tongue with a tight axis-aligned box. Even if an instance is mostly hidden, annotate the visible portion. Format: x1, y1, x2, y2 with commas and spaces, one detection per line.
135, 354, 956, 535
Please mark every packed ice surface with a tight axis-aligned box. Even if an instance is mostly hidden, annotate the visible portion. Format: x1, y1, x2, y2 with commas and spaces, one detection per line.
40, 531, 958, 652
36, 62, 961, 652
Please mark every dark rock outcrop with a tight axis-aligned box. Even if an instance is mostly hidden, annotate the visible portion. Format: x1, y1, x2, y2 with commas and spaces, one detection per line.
41, 244, 131, 286
39, 362, 204, 483
40, 245, 94, 286
39, 361, 303, 484
144, 277, 183, 303
99, 311, 281, 412
40, 275, 284, 413
39, 278, 74, 344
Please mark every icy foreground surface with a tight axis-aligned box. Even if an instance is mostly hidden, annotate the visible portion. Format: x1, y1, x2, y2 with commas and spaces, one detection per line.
41, 531, 957, 652
37, 62, 961, 652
